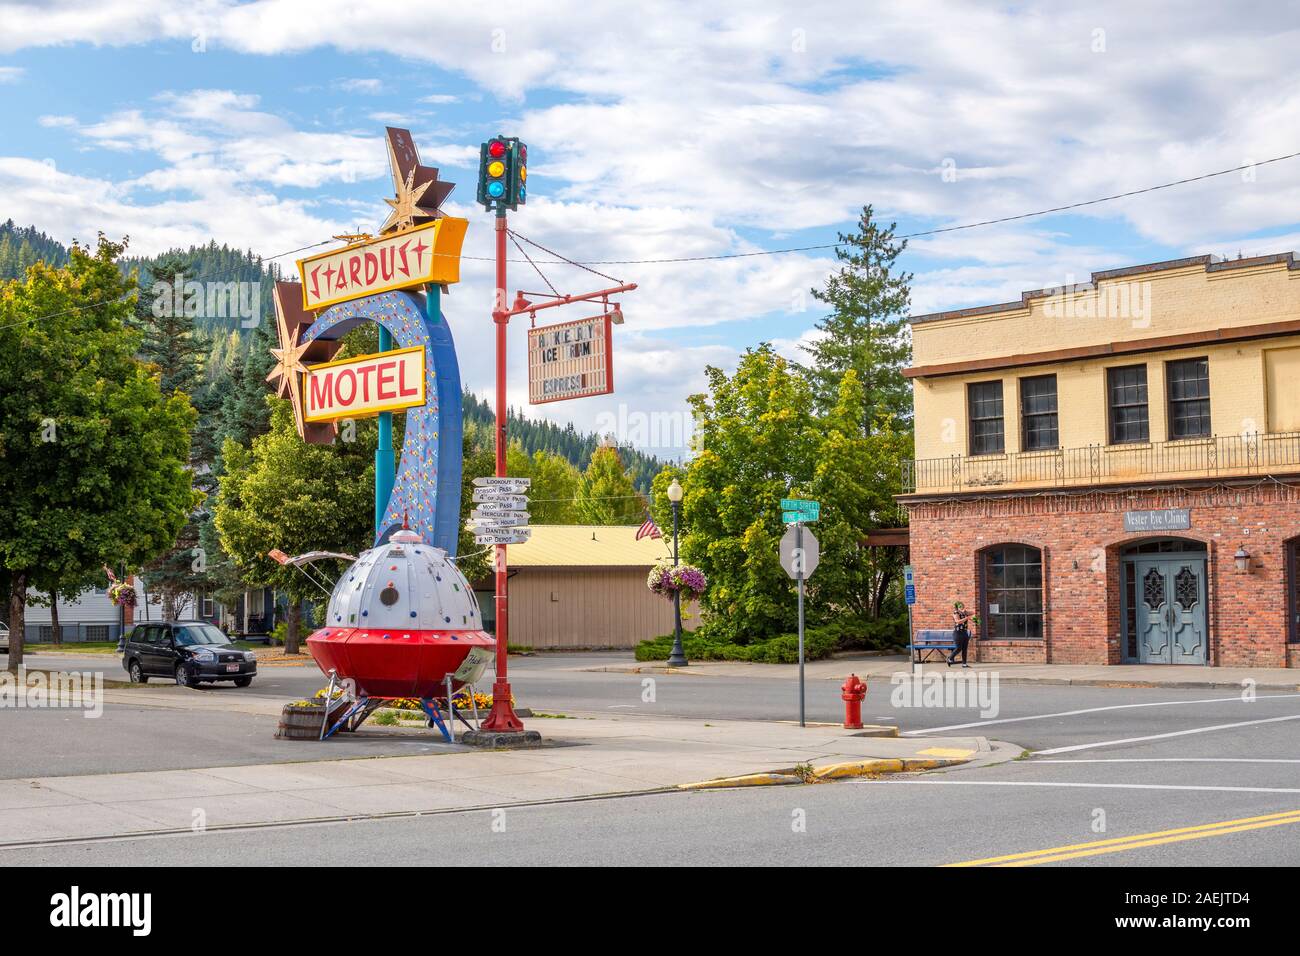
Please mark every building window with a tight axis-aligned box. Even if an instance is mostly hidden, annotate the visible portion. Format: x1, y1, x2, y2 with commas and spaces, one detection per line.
1166, 357, 1211, 440
1107, 364, 1149, 444
1020, 375, 1059, 451
967, 380, 1005, 456
201, 594, 214, 617
1288, 540, 1300, 645
85, 625, 109, 642
981, 544, 1044, 639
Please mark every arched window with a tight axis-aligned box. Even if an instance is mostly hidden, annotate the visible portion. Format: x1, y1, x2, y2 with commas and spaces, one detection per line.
981, 544, 1044, 639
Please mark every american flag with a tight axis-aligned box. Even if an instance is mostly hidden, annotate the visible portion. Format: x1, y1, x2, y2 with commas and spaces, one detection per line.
636, 514, 662, 541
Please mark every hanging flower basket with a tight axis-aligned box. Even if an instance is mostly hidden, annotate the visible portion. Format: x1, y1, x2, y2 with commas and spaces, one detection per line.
102, 566, 137, 609
647, 562, 708, 603
107, 581, 137, 609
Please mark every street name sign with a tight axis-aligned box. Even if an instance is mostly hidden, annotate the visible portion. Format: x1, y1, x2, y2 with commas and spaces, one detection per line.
780, 498, 819, 521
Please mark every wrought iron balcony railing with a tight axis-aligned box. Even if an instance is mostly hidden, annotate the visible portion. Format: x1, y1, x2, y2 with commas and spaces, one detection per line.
901, 431, 1300, 494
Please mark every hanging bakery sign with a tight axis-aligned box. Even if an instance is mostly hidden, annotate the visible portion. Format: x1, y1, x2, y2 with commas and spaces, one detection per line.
527, 313, 614, 404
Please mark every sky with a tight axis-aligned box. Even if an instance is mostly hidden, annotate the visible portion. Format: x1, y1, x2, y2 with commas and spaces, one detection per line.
3, 1, 1300, 458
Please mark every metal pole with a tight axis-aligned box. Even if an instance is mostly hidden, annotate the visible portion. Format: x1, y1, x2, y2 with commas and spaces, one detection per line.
797, 520, 805, 727
667, 500, 687, 667
481, 210, 523, 732
375, 324, 395, 539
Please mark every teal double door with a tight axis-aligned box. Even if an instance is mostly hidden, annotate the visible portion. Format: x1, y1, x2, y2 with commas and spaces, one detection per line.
1130, 556, 1208, 664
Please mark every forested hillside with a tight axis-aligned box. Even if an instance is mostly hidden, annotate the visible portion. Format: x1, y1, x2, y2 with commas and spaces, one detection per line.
3, 222, 665, 490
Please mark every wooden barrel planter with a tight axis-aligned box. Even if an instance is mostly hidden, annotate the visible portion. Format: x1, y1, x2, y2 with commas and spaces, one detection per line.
276, 701, 348, 740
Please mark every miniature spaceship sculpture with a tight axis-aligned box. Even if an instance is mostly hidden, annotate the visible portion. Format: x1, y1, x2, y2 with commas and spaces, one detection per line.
306, 528, 494, 698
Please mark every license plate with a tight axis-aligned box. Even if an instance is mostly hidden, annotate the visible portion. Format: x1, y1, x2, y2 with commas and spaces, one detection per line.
225, 663, 240, 672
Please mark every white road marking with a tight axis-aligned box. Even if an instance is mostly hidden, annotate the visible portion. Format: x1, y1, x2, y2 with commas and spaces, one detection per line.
1035, 758, 1300, 764
1034, 714, 1300, 755
883, 779, 1300, 794
902, 693, 1300, 735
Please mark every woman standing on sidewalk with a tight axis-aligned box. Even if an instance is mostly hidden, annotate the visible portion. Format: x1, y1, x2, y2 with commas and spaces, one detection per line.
948, 601, 973, 668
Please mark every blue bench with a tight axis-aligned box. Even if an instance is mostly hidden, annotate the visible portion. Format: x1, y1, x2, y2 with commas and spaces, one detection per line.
910, 629, 958, 663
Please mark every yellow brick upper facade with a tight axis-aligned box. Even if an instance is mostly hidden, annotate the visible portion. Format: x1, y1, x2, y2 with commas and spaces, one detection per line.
905, 253, 1300, 493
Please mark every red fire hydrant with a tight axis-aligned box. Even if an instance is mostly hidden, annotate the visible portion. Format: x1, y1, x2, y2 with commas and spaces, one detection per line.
841, 674, 867, 729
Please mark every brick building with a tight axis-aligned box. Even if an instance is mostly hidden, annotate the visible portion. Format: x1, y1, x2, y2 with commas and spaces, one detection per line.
900, 252, 1300, 668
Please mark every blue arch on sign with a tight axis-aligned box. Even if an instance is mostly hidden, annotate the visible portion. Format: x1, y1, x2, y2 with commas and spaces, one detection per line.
297, 289, 462, 554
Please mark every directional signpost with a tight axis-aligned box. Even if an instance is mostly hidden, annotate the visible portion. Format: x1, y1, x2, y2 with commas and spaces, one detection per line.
471, 476, 531, 545
780, 516, 820, 727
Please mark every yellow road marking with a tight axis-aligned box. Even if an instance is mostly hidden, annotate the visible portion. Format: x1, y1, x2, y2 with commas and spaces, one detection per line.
946, 808, 1300, 867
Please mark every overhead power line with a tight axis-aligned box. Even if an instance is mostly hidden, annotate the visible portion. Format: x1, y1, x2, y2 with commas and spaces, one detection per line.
5, 149, 1298, 329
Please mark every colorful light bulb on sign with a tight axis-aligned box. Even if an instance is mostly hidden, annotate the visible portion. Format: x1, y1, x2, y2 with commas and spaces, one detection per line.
527, 313, 614, 404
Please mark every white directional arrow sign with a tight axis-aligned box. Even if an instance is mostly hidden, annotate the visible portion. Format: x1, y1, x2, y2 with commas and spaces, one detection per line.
474, 476, 531, 488
475, 530, 531, 545
472, 490, 529, 507
473, 501, 528, 515
469, 513, 530, 528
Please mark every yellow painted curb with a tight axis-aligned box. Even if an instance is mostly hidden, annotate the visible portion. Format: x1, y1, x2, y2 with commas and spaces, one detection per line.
679, 772, 802, 790
813, 757, 968, 780
679, 757, 968, 789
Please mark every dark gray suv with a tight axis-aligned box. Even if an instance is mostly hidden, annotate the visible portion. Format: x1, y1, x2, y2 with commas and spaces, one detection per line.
122, 621, 257, 687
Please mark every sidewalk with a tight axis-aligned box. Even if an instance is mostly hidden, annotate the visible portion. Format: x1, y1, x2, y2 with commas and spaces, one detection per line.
592, 655, 1300, 690
0, 708, 1013, 846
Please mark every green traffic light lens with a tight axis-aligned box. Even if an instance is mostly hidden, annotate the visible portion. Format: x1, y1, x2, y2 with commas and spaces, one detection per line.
487, 181, 505, 198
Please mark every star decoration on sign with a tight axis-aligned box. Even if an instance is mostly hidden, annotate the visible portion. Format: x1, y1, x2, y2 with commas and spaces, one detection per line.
266, 281, 342, 443
379, 127, 455, 235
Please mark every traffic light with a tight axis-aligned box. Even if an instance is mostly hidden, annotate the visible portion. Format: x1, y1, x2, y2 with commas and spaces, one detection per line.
477, 135, 527, 211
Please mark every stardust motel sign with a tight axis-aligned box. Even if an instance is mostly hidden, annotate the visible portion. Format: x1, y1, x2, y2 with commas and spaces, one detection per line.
296, 218, 468, 311
527, 313, 614, 404
303, 346, 426, 422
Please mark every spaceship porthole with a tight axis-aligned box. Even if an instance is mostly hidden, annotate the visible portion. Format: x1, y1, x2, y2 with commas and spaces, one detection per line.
380, 586, 400, 606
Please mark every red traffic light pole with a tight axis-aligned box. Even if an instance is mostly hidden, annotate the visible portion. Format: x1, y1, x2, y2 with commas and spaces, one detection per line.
480, 209, 524, 732
478, 208, 636, 733
475, 134, 634, 735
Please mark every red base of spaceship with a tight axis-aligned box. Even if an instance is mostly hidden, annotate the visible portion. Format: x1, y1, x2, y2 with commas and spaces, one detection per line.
306, 528, 494, 698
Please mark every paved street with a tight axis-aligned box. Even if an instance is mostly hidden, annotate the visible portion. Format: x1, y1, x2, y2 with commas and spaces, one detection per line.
3, 650, 1299, 866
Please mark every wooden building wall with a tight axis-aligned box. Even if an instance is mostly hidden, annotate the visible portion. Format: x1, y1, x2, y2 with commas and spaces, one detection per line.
506, 567, 697, 649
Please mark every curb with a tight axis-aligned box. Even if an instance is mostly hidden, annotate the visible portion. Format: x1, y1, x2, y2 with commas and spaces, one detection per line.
678, 756, 969, 790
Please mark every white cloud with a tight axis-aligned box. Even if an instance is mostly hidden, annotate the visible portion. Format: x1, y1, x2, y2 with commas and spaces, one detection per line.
0, 65, 23, 83
336, 77, 383, 94
8, 1, 1300, 448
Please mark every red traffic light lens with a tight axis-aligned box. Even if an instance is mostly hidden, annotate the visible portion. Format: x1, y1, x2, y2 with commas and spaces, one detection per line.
519, 145, 527, 162
488, 140, 506, 158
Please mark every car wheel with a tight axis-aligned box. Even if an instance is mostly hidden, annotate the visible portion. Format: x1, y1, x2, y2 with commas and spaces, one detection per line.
128, 660, 148, 684
233, 676, 252, 688
174, 663, 194, 688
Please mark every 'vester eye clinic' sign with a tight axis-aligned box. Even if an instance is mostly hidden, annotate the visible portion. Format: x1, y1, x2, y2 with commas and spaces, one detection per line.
296, 218, 469, 310
527, 314, 613, 404
303, 346, 426, 422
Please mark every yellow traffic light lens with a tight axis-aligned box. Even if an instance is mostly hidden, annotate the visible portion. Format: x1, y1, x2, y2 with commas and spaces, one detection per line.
488, 160, 505, 178
519, 165, 527, 182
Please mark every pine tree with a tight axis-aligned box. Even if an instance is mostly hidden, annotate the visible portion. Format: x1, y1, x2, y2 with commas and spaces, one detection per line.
136, 254, 205, 398
800, 205, 913, 427
574, 446, 646, 524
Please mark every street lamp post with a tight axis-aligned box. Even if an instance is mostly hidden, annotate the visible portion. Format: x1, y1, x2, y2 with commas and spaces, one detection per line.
666, 478, 687, 667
